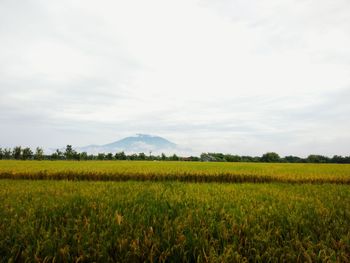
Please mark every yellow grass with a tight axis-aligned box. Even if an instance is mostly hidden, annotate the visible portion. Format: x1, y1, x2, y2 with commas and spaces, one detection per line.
1, 160, 350, 183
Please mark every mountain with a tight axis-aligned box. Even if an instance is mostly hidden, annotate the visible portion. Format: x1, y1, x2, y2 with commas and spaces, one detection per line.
77, 134, 178, 154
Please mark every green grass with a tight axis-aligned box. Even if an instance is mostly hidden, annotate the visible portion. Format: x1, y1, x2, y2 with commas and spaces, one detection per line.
1, 160, 350, 183
1, 180, 349, 262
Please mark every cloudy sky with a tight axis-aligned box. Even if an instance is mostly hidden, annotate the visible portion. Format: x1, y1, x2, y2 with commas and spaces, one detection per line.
1, 0, 349, 156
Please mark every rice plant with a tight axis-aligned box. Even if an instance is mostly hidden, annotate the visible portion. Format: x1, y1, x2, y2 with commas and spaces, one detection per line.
0, 180, 349, 262
0, 160, 349, 184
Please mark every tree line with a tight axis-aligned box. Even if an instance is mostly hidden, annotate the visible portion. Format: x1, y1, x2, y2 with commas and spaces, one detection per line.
0, 145, 350, 163
200, 152, 350, 164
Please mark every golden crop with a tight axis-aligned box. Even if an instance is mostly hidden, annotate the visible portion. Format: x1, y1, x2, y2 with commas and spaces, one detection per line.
0, 160, 350, 184
0, 180, 349, 262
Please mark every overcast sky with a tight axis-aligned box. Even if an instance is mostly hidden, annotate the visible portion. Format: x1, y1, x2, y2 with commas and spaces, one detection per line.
1, 0, 350, 156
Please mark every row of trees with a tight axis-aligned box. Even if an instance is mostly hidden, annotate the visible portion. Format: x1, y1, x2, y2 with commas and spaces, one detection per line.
0, 146, 185, 161
49, 146, 186, 161
0, 146, 44, 160
200, 152, 350, 164
1, 146, 350, 163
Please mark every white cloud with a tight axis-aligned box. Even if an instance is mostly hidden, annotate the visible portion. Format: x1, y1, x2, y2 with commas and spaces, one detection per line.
0, 0, 349, 156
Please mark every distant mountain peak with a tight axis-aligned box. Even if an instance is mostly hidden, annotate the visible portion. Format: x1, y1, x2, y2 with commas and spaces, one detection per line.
78, 134, 177, 154
136, 134, 153, 138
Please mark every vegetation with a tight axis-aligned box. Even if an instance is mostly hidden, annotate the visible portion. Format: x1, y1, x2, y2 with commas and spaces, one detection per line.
1, 145, 350, 163
1, 180, 349, 262
1, 156, 349, 261
1, 160, 350, 184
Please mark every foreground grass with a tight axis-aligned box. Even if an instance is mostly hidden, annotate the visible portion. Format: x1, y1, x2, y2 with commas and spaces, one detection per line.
1, 160, 350, 183
1, 180, 349, 262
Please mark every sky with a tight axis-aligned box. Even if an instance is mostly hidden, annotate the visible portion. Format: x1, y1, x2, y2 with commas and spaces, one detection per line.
1, 0, 350, 156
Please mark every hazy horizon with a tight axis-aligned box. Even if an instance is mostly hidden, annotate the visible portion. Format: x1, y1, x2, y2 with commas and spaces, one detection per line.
1, 0, 349, 157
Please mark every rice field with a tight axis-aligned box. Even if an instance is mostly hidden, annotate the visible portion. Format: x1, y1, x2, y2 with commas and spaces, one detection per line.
1, 180, 349, 262
1, 161, 350, 262
1, 160, 350, 183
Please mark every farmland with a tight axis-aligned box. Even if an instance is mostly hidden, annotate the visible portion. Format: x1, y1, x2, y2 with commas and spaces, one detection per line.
1, 161, 350, 262
1, 160, 350, 183
1, 180, 350, 262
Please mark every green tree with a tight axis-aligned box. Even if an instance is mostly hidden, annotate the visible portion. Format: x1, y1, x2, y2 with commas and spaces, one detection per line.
64, 145, 77, 160
138, 153, 146, 160
3, 148, 12, 159
115, 152, 127, 160
34, 147, 44, 160
261, 152, 280, 163
72, 151, 81, 161
22, 147, 33, 160
283, 155, 303, 163
106, 153, 114, 160
189, 156, 200, 161
170, 154, 179, 161
161, 153, 167, 161
13, 146, 22, 160
129, 154, 138, 160
80, 152, 88, 161
224, 154, 242, 162
306, 155, 330, 163
97, 153, 105, 160
51, 149, 63, 160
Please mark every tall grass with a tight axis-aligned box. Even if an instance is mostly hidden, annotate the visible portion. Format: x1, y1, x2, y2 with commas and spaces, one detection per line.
1, 180, 349, 262
1, 160, 350, 184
